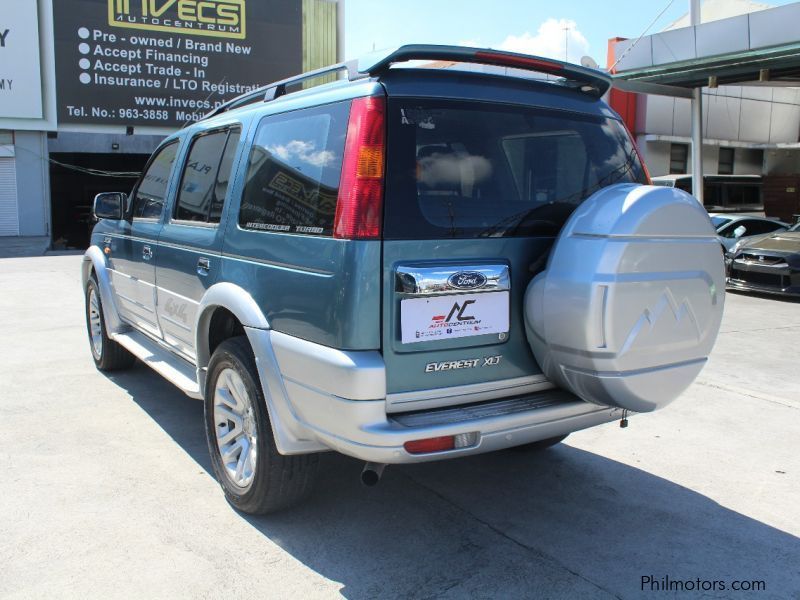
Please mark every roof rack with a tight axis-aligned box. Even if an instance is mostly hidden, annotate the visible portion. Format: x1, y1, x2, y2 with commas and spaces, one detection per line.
202, 61, 364, 120
201, 44, 612, 122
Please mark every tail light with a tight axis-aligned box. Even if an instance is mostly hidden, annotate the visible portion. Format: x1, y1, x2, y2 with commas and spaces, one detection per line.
473, 51, 563, 75
333, 95, 386, 239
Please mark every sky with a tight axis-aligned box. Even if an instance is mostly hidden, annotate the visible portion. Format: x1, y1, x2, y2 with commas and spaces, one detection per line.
344, 0, 798, 66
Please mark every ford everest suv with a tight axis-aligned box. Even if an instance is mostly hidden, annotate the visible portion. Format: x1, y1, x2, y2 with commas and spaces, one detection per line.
82, 45, 725, 514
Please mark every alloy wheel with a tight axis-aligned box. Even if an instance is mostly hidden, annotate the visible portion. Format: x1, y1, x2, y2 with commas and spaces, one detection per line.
213, 368, 258, 489
88, 287, 103, 359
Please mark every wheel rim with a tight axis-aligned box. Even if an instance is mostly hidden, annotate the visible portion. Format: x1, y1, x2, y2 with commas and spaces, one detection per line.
88, 287, 103, 359
213, 368, 258, 489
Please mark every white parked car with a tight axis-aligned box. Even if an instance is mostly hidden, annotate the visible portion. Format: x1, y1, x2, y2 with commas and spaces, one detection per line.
709, 213, 789, 252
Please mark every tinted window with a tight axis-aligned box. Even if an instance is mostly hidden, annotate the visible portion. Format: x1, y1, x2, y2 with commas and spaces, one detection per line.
711, 216, 732, 229
719, 147, 734, 175
175, 128, 241, 224
725, 184, 761, 207
669, 143, 688, 174
132, 142, 178, 219
384, 100, 648, 239
210, 130, 241, 223
704, 183, 723, 208
745, 220, 784, 236
718, 222, 740, 238
239, 102, 348, 236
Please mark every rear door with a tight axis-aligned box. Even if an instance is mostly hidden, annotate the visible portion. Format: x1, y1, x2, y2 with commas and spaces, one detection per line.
155, 125, 243, 360
381, 97, 648, 411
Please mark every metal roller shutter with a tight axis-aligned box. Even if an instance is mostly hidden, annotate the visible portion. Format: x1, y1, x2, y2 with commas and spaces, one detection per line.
0, 158, 20, 236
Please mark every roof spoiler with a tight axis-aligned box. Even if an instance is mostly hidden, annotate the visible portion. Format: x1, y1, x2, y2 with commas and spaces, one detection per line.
202, 44, 611, 121
358, 44, 612, 96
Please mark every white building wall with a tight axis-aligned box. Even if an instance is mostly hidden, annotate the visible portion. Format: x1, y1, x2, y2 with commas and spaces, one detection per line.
734, 148, 764, 174
638, 87, 800, 145
637, 139, 764, 178
13, 131, 50, 236
765, 149, 800, 175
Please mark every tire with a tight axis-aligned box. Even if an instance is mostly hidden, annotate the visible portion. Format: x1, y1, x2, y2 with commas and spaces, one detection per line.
511, 434, 568, 452
85, 275, 135, 371
524, 184, 725, 413
204, 336, 319, 514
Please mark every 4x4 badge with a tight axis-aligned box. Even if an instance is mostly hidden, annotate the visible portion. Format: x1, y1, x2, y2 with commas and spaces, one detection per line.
448, 271, 487, 290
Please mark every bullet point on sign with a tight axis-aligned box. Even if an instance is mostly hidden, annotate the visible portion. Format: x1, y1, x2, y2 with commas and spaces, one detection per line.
79, 43, 90, 55
79, 58, 91, 70
78, 27, 90, 39
80, 73, 91, 84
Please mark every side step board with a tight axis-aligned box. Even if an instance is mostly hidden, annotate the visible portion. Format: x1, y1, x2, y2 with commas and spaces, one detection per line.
112, 329, 203, 399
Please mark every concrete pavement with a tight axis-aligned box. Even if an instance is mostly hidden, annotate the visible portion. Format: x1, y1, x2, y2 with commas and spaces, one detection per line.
0, 255, 798, 599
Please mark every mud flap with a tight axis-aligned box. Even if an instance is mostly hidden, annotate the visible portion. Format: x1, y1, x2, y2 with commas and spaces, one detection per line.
524, 184, 725, 413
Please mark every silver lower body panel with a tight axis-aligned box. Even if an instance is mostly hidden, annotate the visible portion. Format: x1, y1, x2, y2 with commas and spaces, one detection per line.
282, 375, 622, 463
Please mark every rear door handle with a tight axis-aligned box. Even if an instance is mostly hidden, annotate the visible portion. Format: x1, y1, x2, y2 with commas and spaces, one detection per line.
197, 257, 211, 276
142, 245, 153, 260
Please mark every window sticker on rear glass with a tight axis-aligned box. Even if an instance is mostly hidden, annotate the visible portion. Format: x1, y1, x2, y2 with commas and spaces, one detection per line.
400, 108, 436, 129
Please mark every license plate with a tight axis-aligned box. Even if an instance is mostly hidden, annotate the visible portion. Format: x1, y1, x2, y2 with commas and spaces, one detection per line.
400, 291, 510, 344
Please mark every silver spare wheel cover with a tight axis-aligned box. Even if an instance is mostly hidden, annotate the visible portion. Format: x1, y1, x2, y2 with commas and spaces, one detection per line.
524, 183, 725, 413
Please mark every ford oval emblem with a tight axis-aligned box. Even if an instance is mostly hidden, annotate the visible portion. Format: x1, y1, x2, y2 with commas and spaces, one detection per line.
448, 271, 487, 290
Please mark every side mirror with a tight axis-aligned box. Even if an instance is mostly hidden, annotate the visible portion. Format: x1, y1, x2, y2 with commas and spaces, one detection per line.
93, 192, 126, 220
733, 225, 747, 239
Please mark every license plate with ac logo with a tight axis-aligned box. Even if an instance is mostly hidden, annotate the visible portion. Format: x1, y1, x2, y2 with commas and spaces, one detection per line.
400, 291, 510, 344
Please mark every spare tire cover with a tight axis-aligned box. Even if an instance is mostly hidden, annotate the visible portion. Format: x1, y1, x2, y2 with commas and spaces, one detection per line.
524, 183, 725, 413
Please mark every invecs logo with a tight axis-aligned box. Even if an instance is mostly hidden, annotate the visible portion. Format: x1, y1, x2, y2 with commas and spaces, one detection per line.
108, 0, 246, 39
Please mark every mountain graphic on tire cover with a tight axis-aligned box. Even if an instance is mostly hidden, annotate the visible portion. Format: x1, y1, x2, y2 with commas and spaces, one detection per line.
524, 183, 725, 413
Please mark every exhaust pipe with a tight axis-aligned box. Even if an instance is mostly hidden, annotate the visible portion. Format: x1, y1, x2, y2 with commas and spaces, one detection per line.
361, 462, 387, 486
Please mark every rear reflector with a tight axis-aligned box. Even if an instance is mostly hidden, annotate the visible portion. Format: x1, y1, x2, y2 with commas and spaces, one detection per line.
404, 436, 455, 454
403, 432, 479, 454
333, 95, 386, 239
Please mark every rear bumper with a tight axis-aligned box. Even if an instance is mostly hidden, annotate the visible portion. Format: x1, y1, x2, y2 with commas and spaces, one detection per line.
285, 380, 623, 463
256, 328, 622, 462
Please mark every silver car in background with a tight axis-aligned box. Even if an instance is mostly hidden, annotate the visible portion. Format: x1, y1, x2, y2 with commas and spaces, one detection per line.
710, 213, 789, 252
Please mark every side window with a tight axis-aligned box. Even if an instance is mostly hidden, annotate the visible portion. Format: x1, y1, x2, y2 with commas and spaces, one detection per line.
239, 102, 349, 236
175, 128, 241, 224
669, 143, 688, 174
746, 220, 784, 236
718, 223, 737, 239
132, 142, 179, 220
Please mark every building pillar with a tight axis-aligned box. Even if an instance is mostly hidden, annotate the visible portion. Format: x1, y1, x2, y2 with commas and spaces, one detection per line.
691, 88, 704, 202
690, 0, 704, 202
336, 0, 345, 63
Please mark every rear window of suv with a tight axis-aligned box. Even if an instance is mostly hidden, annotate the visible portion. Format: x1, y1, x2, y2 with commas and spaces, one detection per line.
384, 99, 648, 239
239, 102, 348, 236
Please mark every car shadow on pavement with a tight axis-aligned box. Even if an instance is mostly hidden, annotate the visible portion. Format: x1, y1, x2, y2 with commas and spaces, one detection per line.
108, 364, 800, 599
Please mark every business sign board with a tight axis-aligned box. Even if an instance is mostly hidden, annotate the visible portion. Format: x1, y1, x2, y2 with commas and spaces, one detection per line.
0, 0, 44, 119
53, 0, 303, 128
